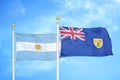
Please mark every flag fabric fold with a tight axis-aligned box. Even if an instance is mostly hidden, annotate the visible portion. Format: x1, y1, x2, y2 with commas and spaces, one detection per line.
60, 26, 113, 57
15, 33, 56, 61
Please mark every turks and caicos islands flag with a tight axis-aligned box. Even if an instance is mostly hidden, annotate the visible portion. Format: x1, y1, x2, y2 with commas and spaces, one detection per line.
60, 26, 113, 57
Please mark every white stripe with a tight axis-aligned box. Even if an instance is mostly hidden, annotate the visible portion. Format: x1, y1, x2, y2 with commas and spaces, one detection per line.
16, 42, 56, 52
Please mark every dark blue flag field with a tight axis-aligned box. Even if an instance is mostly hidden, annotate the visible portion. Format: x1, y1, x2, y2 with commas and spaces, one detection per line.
60, 26, 113, 57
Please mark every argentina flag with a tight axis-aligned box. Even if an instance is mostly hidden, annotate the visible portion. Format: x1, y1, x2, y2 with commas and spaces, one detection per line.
60, 26, 113, 57
15, 33, 56, 61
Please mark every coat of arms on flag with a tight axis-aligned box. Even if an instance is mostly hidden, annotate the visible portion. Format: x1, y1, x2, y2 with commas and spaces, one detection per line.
93, 38, 103, 48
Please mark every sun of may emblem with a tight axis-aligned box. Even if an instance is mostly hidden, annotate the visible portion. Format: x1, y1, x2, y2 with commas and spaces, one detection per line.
35, 44, 41, 50
93, 38, 103, 48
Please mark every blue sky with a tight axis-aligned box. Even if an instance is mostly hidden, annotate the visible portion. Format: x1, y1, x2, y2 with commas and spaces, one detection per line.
0, 0, 120, 80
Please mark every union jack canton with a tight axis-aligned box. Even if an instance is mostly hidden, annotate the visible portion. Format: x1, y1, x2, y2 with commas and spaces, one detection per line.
59, 27, 86, 41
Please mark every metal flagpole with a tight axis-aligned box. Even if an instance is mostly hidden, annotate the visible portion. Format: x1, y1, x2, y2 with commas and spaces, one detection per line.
56, 16, 60, 80
12, 24, 15, 80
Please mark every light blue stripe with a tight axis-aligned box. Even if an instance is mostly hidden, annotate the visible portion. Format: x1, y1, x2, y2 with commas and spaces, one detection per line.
16, 51, 56, 61
15, 33, 56, 43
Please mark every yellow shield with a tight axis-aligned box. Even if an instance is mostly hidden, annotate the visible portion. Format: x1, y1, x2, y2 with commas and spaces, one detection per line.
93, 38, 103, 48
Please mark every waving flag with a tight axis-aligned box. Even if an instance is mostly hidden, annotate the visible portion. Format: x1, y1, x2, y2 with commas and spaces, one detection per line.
15, 33, 56, 61
60, 26, 113, 57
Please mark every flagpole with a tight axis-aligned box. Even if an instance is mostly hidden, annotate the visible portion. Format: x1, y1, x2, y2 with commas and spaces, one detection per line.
56, 16, 60, 80
12, 24, 15, 80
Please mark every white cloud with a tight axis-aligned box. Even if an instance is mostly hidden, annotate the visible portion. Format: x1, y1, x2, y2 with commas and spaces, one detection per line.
17, 15, 57, 34
33, 16, 56, 34
8, 0, 25, 15
22, 0, 120, 33
55, 0, 93, 10
4, 0, 118, 34
15, 59, 67, 76
108, 25, 119, 34
4, 58, 67, 77
53, 0, 101, 26
18, 0, 119, 37
84, 1, 93, 9
15, 61, 56, 76
64, 0, 83, 10
53, 0, 120, 30
115, 0, 120, 3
